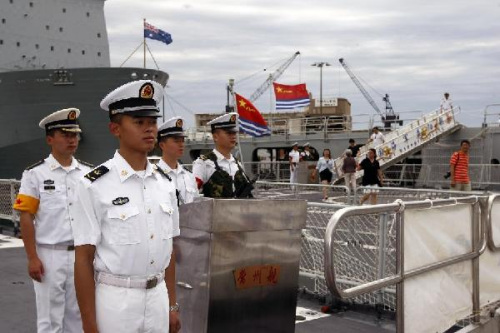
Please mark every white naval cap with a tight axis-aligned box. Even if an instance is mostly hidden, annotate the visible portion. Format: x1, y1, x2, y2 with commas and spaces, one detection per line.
100, 80, 164, 118
304, 142, 310, 147
292, 142, 299, 147
39, 108, 82, 133
207, 112, 238, 132
158, 116, 185, 138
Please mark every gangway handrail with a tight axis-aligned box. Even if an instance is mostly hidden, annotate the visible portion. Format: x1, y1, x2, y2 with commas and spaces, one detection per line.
486, 194, 500, 252
333, 106, 461, 181
324, 195, 487, 330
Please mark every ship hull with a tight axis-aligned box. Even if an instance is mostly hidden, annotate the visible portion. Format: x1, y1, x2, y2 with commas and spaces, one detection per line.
0, 67, 168, 178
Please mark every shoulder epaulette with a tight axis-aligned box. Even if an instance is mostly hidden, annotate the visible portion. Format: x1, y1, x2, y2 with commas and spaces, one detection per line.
154, 164, 172, 181
84, 165, 109, 182
77, 159, 94, 168
25, 160, 44, 170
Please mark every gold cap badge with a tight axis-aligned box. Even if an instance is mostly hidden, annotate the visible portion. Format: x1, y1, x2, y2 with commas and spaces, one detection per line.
139, 83, 154, 99
68, 110, 77, 120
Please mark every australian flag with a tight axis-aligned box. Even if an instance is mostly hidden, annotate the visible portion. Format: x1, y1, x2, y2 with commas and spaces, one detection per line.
144, 21, 172, 45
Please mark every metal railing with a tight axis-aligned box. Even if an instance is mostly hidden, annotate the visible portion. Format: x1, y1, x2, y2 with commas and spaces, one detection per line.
254, 181, 486, 312
0, 179, 20, 221
186, 109, 432, 141
486, 194, 500, 252
482, 104, 500, 128
244, 160, 499, 191
323, 195, 491, 331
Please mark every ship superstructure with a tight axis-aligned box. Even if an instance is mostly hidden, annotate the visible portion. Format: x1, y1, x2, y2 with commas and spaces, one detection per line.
0, 0, 110, 71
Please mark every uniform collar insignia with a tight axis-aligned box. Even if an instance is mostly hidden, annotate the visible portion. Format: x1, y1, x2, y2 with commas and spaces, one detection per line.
112, 197, 129, 205
43, 179, 55, 185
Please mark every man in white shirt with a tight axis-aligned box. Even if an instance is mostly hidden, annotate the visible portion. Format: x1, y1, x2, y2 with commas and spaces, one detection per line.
368, 127, 385, 147
192, 112, 253, 198
72, 80, 181, 333
440, 92, 453, 113
13, 108, 92, 333
289, 142, 301, 185
157, 116, 199, 204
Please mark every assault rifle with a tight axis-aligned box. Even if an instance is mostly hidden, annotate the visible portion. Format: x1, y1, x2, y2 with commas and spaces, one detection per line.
234, 177, 258, 199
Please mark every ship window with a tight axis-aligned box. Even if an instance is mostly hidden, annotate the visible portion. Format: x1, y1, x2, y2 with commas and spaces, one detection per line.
0, 40, 3, 45
29, 2, 33, 7
50, 46, 54, 51
62, 8, 66, 13
97, 33, 101, 38
46, 25, 50, 30
35, 44, 39, 49
68, 48, 71, 53
97, 52, 101, 57
16, 41, 20, 47
82, 50, 85, 55
86, 12, 90, 17
59, 27, 63, 32
2, 18, 5, 24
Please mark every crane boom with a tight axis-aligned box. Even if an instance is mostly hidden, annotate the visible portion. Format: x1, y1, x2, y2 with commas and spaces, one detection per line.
249, 51, 300, 102
338, 58, 383, 116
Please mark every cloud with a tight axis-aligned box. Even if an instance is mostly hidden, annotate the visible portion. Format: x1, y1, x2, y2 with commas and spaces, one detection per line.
104, 0, 500, 127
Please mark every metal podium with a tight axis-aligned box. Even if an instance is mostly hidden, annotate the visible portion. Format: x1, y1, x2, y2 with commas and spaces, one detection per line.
175, 198, 307, 333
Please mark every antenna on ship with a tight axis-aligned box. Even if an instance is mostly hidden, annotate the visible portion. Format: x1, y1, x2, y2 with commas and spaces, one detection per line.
143, 18, 147, 68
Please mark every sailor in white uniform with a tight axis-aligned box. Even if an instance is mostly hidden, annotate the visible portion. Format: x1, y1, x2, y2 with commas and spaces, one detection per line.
72, 80, 181, 333
289, 142, 301, 186
192, 112, 253, 198
157, 116, 199, 204
440, 92, 453, 112
300, 142, 314, 161
13, 108, 92, 333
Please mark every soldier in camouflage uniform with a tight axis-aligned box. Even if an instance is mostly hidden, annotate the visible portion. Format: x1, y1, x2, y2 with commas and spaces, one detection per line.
192, 112, 253, 198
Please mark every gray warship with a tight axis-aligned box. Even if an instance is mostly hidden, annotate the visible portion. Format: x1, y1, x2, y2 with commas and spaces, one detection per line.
0, 0, 168, 178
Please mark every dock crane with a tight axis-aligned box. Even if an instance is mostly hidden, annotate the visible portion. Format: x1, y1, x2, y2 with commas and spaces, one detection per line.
249, 51, 300, 102
226, 51, 301, 112
338, 58, 401, 129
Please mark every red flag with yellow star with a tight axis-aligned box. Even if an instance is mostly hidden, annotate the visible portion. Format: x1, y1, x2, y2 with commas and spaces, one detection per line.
235, 93, 271, 137
273, 82, 310, 110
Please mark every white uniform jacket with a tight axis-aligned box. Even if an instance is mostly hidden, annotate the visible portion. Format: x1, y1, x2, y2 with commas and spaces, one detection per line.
157, 159, 199, 204
72, 151, 180, 277
14, 154, 92, 244
192, 149, 241, 187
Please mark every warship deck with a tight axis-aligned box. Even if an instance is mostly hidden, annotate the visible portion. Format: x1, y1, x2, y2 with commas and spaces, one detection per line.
0, 234, 394, 333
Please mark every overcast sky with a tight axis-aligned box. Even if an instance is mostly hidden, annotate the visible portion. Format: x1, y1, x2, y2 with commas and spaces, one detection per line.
105, 0, 500, 127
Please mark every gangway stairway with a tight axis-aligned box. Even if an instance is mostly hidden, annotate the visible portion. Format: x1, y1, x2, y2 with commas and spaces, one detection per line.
333, 107, 461, 182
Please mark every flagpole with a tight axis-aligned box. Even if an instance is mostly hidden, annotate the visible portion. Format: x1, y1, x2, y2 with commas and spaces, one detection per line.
233, 93, 245, 168
269, 77, 273, 135
143, 18, 146, 69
